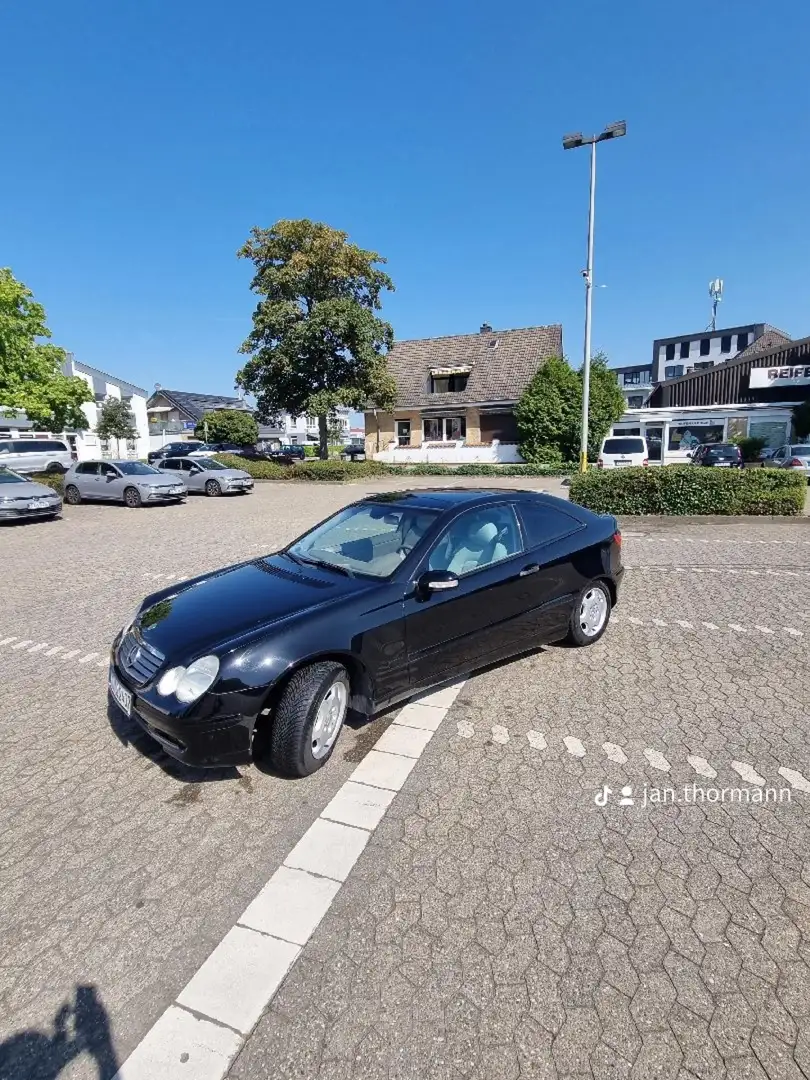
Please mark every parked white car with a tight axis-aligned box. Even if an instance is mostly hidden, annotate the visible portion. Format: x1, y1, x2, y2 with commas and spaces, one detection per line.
597, 436, 649, 469
0, 438, 73, 474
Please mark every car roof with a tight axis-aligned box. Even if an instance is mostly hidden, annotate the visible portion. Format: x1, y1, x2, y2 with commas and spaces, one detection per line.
359, 486, 595, 519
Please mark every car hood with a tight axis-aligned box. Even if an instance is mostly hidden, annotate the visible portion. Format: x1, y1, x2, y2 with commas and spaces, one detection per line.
134, 554, 362, 658
0, 480, 59, 499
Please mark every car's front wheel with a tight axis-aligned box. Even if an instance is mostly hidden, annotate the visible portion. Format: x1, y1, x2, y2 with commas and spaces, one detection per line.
267, 662, 351, 777
205, 480, 221, 497
565, 580, 611, 646
124, 486, 142, 508
64, 484, 81, 505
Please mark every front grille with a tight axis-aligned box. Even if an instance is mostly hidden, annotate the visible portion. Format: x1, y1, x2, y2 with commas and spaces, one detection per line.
119, 632, 164, 686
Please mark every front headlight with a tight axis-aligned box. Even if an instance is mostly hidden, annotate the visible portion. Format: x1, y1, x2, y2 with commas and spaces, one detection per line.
157, 655, 219, 703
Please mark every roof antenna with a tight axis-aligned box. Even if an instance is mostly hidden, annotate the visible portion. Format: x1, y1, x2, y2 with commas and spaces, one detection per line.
708, 279, 723, 332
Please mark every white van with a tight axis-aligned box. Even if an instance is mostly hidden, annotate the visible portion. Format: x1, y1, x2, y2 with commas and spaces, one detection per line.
0, 438, 73, 474
597, 435, 649, 469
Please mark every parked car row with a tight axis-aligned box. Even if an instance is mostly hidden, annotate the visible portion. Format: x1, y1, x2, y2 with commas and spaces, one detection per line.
62, 458, 254, 508
147, 441, 308, 465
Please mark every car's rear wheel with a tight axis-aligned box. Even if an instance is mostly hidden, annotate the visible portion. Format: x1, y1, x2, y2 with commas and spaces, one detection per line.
64, 484, 81, 505
565, 580, 611, 646
124, 486, 142, 508
205, 479, 221, 497
46, 462, 66, 474
266, 662, 350, 777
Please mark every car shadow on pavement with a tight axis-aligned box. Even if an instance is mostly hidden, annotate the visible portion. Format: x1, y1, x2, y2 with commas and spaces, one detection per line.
0, 984, 119, 1080
107, 698, 241, 784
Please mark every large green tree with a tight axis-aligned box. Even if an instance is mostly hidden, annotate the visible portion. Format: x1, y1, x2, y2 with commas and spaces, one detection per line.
0, 268, 92, 429
236, 220, 396, 458
515, 356, 581, 464
194, 409, 259, 445
584, 351, 628, 460
96, 396, 138, 457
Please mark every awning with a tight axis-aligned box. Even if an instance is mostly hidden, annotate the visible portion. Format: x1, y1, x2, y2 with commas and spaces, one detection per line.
147, 406, 172, 413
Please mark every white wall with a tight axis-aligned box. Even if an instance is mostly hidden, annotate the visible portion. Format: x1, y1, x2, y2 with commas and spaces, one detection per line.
375, 441, 524, 464
69, 369, 150, 460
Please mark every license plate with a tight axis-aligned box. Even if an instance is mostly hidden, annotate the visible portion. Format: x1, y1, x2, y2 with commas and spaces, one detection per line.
615, 460, 631, 467
109, 670, 132, 717
28, 499, 49, 509
715, 463, 731, 467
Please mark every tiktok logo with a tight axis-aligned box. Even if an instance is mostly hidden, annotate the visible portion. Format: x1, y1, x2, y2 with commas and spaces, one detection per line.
594, 784, 635, 807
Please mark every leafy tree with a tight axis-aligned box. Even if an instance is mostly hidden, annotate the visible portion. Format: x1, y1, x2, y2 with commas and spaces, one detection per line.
793, 400, 810, 440
584, 351, 628, 460
194, 409, 259, 445
236, 220, 395, 459
96, 396, 138, 457
515, 356, 581, 464
0, 268, 92, 429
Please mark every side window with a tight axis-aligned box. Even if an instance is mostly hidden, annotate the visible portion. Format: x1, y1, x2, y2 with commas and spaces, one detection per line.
428, 504, 522, 576
45, 441, 67, 451
517, 502, 584, 549
76, 462, 98, 475
182, 460, 195, 471
162, 460, 179, 470
101, 463, 118, 477
0, 443, 9, 455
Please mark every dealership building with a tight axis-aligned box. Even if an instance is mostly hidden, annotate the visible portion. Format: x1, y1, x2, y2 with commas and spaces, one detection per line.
610, 334, 810, 463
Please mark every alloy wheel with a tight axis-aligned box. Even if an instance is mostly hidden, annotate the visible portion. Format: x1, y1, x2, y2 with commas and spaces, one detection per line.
311, 680, 348, 759
578, 587, 608, 638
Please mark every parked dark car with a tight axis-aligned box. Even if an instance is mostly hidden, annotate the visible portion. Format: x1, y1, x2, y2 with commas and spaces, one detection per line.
689, 443, 743, 467
278, 444, 306, 460
227, 447, 296, 466
108, 489, 623, 777
340, 443, 366, 461
147, 441, 205, 464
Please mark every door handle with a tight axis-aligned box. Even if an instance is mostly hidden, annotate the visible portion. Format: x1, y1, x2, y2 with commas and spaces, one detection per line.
519, 564, 540, 577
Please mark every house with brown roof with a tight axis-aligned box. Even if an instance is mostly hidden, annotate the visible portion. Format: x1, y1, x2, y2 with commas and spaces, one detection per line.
366, 323, 563, 460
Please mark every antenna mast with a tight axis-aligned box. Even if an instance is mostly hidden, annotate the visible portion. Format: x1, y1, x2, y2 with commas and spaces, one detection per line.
708, 279, 723, 332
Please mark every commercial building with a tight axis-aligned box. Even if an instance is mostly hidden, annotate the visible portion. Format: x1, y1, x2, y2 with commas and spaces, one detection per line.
610, 334, 810, 462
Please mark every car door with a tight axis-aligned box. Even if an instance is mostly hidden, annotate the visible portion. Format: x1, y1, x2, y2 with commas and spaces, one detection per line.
73, 461, 99, 497
771, 445, 788, 468
404, 503, 530, 688
180, 459, 202, 492
97, 462, 123, 499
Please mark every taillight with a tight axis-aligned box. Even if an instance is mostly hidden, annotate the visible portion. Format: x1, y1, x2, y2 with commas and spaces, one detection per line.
642, 458, 649, 467
790, 457, 803, 466
597, 459, 604, 468
613, 531, 622, 547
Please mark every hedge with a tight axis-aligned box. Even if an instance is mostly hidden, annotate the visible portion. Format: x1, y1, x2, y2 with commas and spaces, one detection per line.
214, 454, 575, 481
30, 472, 65, 494
569, 465, 806, 516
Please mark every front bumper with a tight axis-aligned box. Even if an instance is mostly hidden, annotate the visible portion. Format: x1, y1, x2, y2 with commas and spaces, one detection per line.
109, 658, 257, 766
145, 489, 186, 502
0, 500, 62, 520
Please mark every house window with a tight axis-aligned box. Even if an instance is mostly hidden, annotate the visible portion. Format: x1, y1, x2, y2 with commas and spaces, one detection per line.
700, 338, 711, 356
623, 371, 642, 385
665, 344, 676, 362
693, 361, 713, 371
720, 335, 732, 353
396, 420, 411, 447
680, 341, 690, 359
430, 373, 469, 394
665, 365, 684, 379
627, 396, 644, 408
737, 332, 750, 351
423, 417, 466, 442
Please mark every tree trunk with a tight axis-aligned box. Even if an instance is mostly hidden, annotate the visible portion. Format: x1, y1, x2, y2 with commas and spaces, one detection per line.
318, 414, 329, 459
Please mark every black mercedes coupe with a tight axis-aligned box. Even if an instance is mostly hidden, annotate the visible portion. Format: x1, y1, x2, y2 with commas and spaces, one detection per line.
109, 489, 623, 776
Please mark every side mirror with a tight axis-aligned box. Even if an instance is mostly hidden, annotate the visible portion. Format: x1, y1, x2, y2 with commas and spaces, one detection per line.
685, 451, 692, 459
417, 570, 459, 596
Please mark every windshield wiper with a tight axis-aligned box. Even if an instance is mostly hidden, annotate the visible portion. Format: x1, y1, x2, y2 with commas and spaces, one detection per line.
295, 554, 354, 578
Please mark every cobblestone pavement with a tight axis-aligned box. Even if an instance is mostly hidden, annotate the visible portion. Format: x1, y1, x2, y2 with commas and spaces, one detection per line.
1, 481, 809, 1079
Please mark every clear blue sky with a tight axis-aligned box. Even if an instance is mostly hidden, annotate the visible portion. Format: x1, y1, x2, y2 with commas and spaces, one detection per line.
5, 0, 809, 395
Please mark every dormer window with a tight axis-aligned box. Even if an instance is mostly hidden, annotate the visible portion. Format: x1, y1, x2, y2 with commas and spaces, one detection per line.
429, 365, 471, 394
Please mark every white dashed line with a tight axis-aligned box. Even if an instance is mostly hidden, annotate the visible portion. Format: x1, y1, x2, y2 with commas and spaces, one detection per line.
43, 645, 64, 656
526, 730, 547, 750
11, 640, 33, 650
0, 636, 18, 647
778, 767, 810, 794
563, 736, 586, 758
731, 761, 766, 786
728, 624, 747, 633
59, 649, 81, 660
701, 622, 719, 630
490, 725, 510, 745
687, 755, 718, 779
675, 620, 693, 629
651, 618, 668, 627
603, 742, 628, 764
456, 719, 475, 739
755, 626, 774, 635
113, 679, 463, 1080
79, 652, 99, 664
785, 628, 804, 637
27, 643, 49, 654
643, 748, 671, 772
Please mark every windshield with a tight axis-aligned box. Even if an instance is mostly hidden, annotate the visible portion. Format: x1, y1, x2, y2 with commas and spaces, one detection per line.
194, 458, 227, 470
603, 438, 645, 455
116, 462, 161, 475
0, 467, 26, 484
707, 445, 739, 457
287, 502, 439, 578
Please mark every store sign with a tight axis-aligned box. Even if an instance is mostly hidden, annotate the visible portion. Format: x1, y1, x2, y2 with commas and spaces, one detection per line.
749, 365, 810, 389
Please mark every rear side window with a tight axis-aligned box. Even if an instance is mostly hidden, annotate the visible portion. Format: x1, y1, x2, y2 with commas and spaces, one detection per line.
790, 446, 810, 457
518, 502, 584, 548
44, 440, 68, 451
602, 438, 645, 455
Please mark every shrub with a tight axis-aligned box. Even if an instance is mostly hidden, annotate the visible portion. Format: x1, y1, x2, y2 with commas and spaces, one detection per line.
213, 454, 576, 481
31, 472, 65, 494
214, 454, 289, 479
303, 444, 317, 458
569, 465, 806, 516
736, 436, 766, 462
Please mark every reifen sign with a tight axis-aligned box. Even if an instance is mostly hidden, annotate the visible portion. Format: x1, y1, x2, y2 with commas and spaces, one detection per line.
749, 365, 810, 389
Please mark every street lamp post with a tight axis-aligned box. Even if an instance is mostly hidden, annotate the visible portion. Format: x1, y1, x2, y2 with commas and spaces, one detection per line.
562, 121, 627, 472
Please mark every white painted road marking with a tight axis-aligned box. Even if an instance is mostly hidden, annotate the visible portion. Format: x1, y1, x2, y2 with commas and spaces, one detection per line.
564, 736, 586, 758
456, 719, 475, 739
778, 767, 810, 793
0, 636, 17, 646
603, 742, 628, 764
731, 761, 766, 786
238, 865, 341, 946
526, 730, 547, 750
491, 725, 510, 744
687, 755, 718, 779
644, 749, 671, 772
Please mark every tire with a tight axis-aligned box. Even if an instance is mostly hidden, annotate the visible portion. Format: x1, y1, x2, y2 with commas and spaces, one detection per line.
565, 580, 612, 647
64, 484, 81, 505
46, 462, 66, 475
266, 662, 351, 777
205, 479, 221, 497
124, 486, 142, 508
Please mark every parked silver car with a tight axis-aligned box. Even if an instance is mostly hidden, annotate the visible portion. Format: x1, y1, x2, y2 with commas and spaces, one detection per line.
770, 444, 810, 479
0, 467, 63, 521
64, 460, 187, 507
157, 456, 254, 496
0, 438, 73, 474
